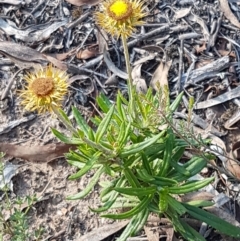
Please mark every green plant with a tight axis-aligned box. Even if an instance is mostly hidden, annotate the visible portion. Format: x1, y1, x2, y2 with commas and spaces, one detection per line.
0, 153, 44, 241
53, 88, 240, 241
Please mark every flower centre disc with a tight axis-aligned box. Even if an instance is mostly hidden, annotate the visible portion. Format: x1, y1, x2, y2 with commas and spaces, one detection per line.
31, 77, 55, 96
108, 0, 133, 20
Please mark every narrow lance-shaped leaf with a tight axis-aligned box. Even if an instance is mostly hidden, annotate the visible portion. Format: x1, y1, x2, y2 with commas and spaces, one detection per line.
95, 104, 115, 143
101, 195, 152, 220
68, 152, 101, 180
51, 128, 82, 144
113, 186, 156, 197
124, 167, 141, 188
96, 93, 112, 113
168, 177, 214, 194
67, 166, 104, 200
183, 203, 240, 238
72, 106, 89, 136
158, 129, 174, 177
121, 129, 166, 157
118, 208, 149, 241
116, 91, 127, 121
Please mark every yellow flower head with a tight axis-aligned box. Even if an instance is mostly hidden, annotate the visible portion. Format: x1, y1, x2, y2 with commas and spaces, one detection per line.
20, 65, 69, 113
95, 0, 146, 38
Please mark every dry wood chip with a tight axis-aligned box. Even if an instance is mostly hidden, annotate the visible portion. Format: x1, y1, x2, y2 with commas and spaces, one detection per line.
219, 0, 240, 29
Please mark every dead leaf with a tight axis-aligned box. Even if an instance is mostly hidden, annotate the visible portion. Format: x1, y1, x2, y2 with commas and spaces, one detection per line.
132, 64, 147, 93
103, 48, 128, 79
0, 18, 67, 43
150, 60, 172, 92
174, 7, 191, 19
0, 115, 36, 134
228, 142, 240, 179
195, 85, 240, 109
180, 191, 214, 203
76, 45, 100, 60
219, 0, 240, 29
0, 143, 76, 163
105, 74, 118, 85
49, 48, 77, 61
0, 41, 47, 68
194, 42, 207, 54
76, 221, 129, 241
144, 225, 159, 241
218, 49, 236, 58
43, 54, 68, 71
97, 28, 108, 54
66, 0, 102, 6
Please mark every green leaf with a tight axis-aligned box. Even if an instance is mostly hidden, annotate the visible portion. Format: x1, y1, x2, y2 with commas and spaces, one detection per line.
136, 94, 147, 121
95, 104, 115, 143
141, 153, 152, 175
169, 91, 184, 112
68, 152, 101, 180
90, 199, 116, 213
159, 189, 169, 213
124, 168, 141, 188
52, 128, 82, 144
168, 177, 214, 194
118, 208, 149, 241
72, 106, 89, 136
101, 195, 152, 219
169, 156, 207, 182
100, 177, 125, 200
169, 146, 190, 176
179, 218, 207, 241
96, 93, 112, 113
121, 130, 166, 157
167, 195, 187, 215
88, 126, 95, 141
116, 92, 127, 121
57, 108, 72, 125
183, 203, 240, 238
113, 186, 156, 197
158, 130, 174, 177
67, 166, 104, 200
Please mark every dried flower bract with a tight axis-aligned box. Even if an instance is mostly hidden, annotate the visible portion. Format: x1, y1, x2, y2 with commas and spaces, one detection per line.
95, 0, 146, 38
20, 65, 68, 113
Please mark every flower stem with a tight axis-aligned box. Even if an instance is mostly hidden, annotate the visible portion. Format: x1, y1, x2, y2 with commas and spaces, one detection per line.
121, 35, 134, 114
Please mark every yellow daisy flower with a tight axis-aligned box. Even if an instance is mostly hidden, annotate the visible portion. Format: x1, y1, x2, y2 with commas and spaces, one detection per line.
20, 65, 69, 113
95, 0, 146, 39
